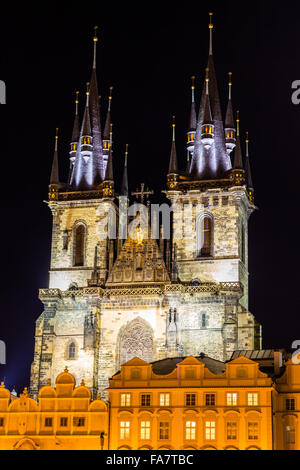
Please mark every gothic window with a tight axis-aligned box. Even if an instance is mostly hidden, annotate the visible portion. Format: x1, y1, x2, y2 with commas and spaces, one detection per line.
196, 215, 213, 258
68, 342, 76, 359
201, 313, 206, 328
73, 223, 86, 266
118, 319, 153, 368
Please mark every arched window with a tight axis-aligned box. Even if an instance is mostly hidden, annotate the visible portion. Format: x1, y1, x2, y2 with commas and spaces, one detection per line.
196, 215, 213, 258
68, 342, 76, 359
74, 223, 85, 266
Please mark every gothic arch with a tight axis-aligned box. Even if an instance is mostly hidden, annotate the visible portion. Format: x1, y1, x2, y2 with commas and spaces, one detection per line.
65, 338, 78, 360
196, 212, 214, 258
73, 221, 87, 267
117, 317, 154, 369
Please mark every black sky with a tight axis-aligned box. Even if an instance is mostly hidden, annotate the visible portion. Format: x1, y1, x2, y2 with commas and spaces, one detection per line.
0, 1, 300, 392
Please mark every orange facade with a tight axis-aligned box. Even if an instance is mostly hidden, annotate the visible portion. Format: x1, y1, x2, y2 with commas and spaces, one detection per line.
0, 356, 300, 450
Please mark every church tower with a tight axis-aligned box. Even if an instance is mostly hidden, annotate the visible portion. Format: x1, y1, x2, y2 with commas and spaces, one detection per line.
30, 17, 261, 400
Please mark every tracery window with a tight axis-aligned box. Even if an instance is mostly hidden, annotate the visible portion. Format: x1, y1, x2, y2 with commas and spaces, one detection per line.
74, 223, 85, 266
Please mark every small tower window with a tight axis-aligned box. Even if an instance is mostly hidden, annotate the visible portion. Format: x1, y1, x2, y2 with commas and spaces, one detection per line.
68, 342, 76, 359
199, 217, 212, 257
74, 223, 85, 266
201, 314, 206, 328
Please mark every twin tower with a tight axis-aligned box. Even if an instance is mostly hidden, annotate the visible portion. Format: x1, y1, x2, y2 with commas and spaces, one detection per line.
30, 16, 261, 399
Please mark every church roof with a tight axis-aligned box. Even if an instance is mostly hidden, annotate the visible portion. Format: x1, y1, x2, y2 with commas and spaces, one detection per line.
151, 355, 225, 375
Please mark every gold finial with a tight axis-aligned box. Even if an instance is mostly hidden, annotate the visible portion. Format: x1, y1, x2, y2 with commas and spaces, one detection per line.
172, 115, 176, 141
109, 86, 113, 100
75, 90, 79, 104
93, 26, 98, 42
81, 379, 85, 386
47, 379, 51, 386
86, 82, 90, 96
125, 144, 128, 166
228, 72, 232, 99
209, 13, 214, 55
191, 76, 195, 90
54, 128, 59, 152
64, 366, 69, 373
55, 128, 59, 140
0, 381, 4, 388
205, 68, 209, 94
236, 110, 240, 136
245, 131, 249, 157
23, 387, 28, 396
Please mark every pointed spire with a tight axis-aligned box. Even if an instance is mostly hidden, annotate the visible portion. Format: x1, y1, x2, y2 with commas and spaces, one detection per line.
245, 131, 254, 191
82, 82, 91, 136
71, 91, 80, 142
121, 144, 129, 196
103, 86, 113, 141
187, 76, 197, 159
209, 12, 213, 56
104, 124, 114, 181
168, 115, 178, 174
225, 72, 235, 129
50, 128, 59, 184
233, 111, 244, 170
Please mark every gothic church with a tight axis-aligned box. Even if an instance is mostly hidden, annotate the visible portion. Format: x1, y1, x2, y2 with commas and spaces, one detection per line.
30, 16, 261, 399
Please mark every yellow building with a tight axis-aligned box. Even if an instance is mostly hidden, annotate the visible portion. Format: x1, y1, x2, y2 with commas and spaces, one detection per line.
108, 356, 273, 450
0, 367, 107, 450
1, 355, 300, 450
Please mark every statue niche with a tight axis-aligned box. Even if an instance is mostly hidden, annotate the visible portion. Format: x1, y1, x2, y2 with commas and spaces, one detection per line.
117, 318, 153, 369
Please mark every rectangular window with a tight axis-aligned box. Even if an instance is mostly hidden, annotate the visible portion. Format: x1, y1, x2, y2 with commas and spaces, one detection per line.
248, 393, 258, 406
160, 393, 170, 407
45, 418, 53, 427
60, 417, 68, 427
120, 421, 130, 440
205, 421, 216, 440
185, 421, 196, 440
120, 393, 131, 407
141, 394, 151, 407
226, 422, 237, 440
201, 314, 206, 328
248, 422, 259, 440
205, 394, 216, 406
286, 399, 295, 411
0, 418, 4, 427
185, 394, 196, 407
159, 422, 169, 440
73, 417, 85, 427
140, 421, 151, 440
286, 426, 296, 444
226, 393, 237, 406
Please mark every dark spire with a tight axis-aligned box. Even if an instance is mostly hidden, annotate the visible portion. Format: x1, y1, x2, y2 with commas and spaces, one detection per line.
82, 83, 91, 137
225, 72, 234, 129
50, 128, 59, 184
233, 111, 244, 170
225, 72, 236, 156
190, 12, 232, 180
121, 144, 129, 196
104, 124, 114, 181
103, 86, 113, 141
71, 91, 80, 143
89, 26, 104, 184
187, 76, 197, 159
168, 115, 178, 174
188, 76, 197, 131
245, 131, 254, 190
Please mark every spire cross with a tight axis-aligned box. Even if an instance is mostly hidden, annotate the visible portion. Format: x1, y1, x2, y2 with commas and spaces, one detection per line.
131, 183, 154, 205
191, 76, 195, 103
209, 12, 213, 56
108, 86, 113, 110
125, 144, 128, 166
93, 26, 98, 69
228, 72, 232, 100
86, 82, 90, 106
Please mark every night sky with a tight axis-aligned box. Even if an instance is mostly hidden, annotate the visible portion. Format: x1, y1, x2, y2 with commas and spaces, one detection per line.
0, 1, 299, 393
